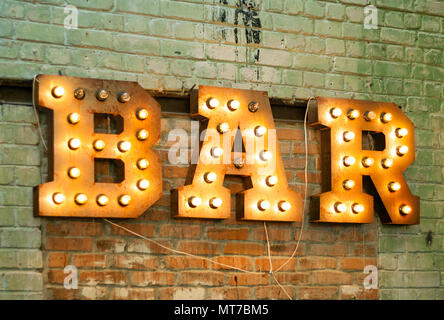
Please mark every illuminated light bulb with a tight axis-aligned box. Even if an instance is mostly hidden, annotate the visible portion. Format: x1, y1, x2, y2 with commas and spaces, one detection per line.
248, 101, 259, 113
52, 192, 65, 204
395, 128, 408, 138
381, 158, 393, 169
96, 89, 108, 101
257, 200, 270, 211
278, 200, 291, 212
265, 175, 277, 187
96, 194, 109, 206
118, 195, 131, 206
137, 179, 150, 190
68, 138, 81, 150
381, 112, 392, 123
68, 167, 80, 179
118, 92, 130, 103
227, 99, 240, 111
209, 197, 223, 209
334, 202, 346, 213
343, 156, 355, 167
67, 113, 80, 124
362, 157, 374, 168
399, 204, 412, 215
118, 141, 131, 152
52, 86, 64, 98
364, 111, 376, 121
74, 88, 85, 100
93, 139, 105, 151
259, 150, 272, 162
210, 146, 223, 158
254, 126, 266, 137
217, 122, 230, 134
137, 158, 149, 170
206, 97, 219, 109
343, 131, 355, 142
75, 193, 88, 205
137, 129, 149, 141
136, 108, 148, 120
329, 107, 342, 119
352, 203, 364, 214
343, 179, 355, 190
347, 109, 360, 120
188, 196, 202, 208
396, 145, 408, 156
204, 172, 217, 183
388, 181, 401, 192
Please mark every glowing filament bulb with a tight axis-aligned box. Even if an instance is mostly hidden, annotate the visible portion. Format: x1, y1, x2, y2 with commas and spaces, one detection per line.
52, 86, 64, 98
137, 129, 149, 141
343, 156, 355, 167
68, 138, 81, 150
395, 128, 408, 138
206, 97, 219, 109
334, 202, 346, 213
118, 141, 131, 152
258, 200, 270, 211
93, 139, 105, 151
347, 109, 360, 120
137, 158, 149, 170
68, 167, 80, 179
209, 197, 222, 209
381, 112, 392, 123
329, 107, 342, 119
118, 195, 131, 206
67, 113, 80, 124
352, 203, 364, 214
388, 181, 401, 192
397, 145, 408, 156
204, 172, 217, 183
254, 126, 266, 137
75, 193, 87, 205
364, 111, 376, 121
343, 131, 355, 142
278, 201, 291, 212
210, 146, 223, 158
399, 204, 412, 215
52, 192, 65, 204
96, 194, 109, 206
382, 158, 393, 169
137, 179, 150, 190
362, 157, 374, 167
343, 179, 355, 190
265, 175, 277, 187
259, 150, 272, 162
227, 99, 240, 111
188, 196, 202, 208
137, 108, 148, 120
217, 123, 230, 134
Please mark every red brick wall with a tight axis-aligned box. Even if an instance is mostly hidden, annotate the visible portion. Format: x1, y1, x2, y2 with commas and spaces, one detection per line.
41, 113, 378, 300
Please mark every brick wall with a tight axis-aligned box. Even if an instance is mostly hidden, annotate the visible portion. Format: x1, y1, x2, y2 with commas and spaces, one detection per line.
0, 0, 443, 299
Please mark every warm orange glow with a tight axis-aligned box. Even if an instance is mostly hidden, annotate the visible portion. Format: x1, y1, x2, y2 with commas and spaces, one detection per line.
96, 194, 109, 206
399, 204, 412, 215
343, 156, 355, 167
381, 112, 392, 123
352, 203, 364, 214
362, 157, 374, 167
206, 97, 219, 109
381, 158, 393, 169
118, 195, 131, 206
52, 86, 64, 98
67, 113, 80, 124
188, 196, 202, 208
137, 108, 148, 120
395, 128, 408, 138
136, 129, 149, 141
254, 126, 266, 137
396, 145, 408, 156
266, 175, 277, 187
258, 200, 270, 211
329, 107, 341, 118
278, 201, 291, 212
93, 139, 105, 151
388, 181, 401, 192
204, 172, 217, 183
259, 150, 272, 161
343, 131, 355, 142
52, 192, 65, 204
118, 141, 131, 152
343, 179, 355, 190
137, 158, 149, 170
210, 146, 223, 158
75, 193, 88, 205
68, 138, 81, 150
137, 179, 150, 190
209, 197, 223, 209
227, 99, 240, 111
68, 167, 80, 179
217, 122, 230, 134
347, 109, 359, 120
364, 111, 376, 121
334, 202, 346, 213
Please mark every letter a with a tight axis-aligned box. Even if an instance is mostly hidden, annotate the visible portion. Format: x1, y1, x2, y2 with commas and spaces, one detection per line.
172, 86, 302, 222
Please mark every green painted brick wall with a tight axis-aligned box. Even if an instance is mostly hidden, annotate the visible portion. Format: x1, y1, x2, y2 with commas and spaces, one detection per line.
0, 0, 443, 299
